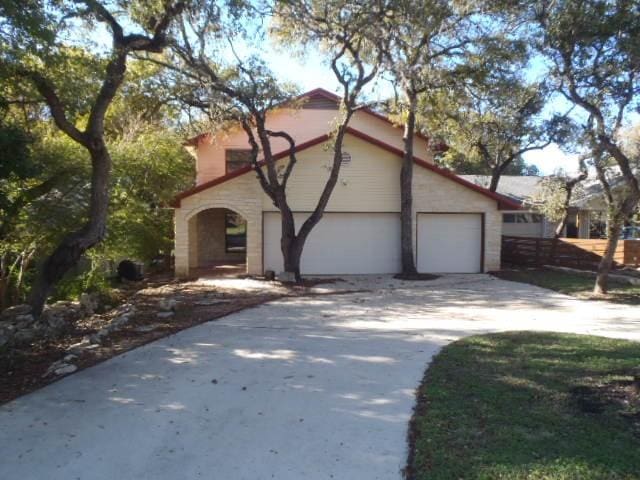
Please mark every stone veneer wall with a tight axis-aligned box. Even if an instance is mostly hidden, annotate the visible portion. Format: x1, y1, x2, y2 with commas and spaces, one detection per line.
175, 174, 262, 277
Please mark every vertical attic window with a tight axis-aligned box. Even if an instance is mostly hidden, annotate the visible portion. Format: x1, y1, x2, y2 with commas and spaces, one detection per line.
225, 149, 252, 173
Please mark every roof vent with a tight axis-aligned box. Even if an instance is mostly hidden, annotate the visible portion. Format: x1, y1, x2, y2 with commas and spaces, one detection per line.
341, 152, 352, 166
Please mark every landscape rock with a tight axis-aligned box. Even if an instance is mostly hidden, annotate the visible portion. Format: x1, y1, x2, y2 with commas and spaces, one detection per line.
54, 364, 77, 376
0, 304, 32, 320
118, 303, 135, 313
63, 353, 77, 362
79, 293, 99, 316
40, 301, 83, 336
0, 331, 9, 348
0, 300, 83, 348
14, 313, 36, 325
156, 311, 174, 319
67, 338, 92, 354
110, 315, 131, 328
13, 328, 38, 343
134, 325, 158, 333
158, 298, 178, 312
194, 299, 230, 306
43, 358, 78, 377
45, 314, 69, 332
89, 328, 110, 345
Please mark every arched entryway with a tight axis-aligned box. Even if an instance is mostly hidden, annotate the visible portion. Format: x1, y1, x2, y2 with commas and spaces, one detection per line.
187, 207, 247, 277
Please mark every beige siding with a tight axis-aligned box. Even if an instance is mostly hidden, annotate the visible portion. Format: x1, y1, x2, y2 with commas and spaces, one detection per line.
175, 133, 501, 276
194, 107, 433, 185
261, 135, 401, 212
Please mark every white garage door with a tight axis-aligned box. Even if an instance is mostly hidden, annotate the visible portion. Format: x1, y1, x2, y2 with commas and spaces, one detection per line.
263, 212, 401, 274
417, 213, 483, 273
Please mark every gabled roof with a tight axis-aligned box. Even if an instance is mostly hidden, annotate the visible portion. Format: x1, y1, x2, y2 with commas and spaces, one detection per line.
460, 175, 544, 205
183, 87, 441, 148
462, 174, 617, 211
171, 127, 521, 209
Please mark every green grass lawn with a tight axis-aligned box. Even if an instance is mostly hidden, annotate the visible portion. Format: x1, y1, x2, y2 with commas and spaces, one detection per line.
407, 332, 640, 480
493, 269, 640, 304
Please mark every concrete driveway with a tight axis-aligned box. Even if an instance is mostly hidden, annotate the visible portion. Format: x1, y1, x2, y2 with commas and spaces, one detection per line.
1, 275, 639, 480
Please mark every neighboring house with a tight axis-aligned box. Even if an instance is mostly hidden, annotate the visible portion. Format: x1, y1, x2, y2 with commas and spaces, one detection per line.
461, 175, 608, 239
171, 88, 520, 277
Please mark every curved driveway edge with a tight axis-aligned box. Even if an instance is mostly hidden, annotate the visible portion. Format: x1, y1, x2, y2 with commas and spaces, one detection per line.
1, 274, 639, 480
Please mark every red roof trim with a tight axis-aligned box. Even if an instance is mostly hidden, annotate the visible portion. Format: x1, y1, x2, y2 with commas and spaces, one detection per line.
171, 127, 520, 210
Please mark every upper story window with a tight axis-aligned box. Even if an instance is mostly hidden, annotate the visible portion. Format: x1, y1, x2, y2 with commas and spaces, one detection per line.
225, 149, 252, 173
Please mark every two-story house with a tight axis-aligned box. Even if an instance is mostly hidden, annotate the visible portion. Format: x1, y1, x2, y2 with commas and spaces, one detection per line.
171, 88, 519, 277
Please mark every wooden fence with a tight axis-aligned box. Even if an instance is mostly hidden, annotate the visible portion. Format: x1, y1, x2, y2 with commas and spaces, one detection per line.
501, 236, 640, 270
561, 238, 640, 267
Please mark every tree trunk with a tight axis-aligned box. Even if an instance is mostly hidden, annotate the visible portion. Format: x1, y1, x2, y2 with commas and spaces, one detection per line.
15, 249, 35, 304
28, 144, 112, 314
554, 213, 569, 239
489, 167, 501, 193
0, 253, 7, 310
285, 125, 351, 282
0, 254, 21, 310
400, 93, 418, 275
594, 218, 623, 295
278, 205, 303, 282
548, 186, 574, 262
282, 240, 304, 283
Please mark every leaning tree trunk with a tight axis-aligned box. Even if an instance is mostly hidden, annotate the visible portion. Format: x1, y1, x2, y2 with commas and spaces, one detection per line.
549, 188, 575, 262
400, 94, 418, 275
278, 125, 351, 283
28, 144, 111, 314
489, 166, 503, 193
547, 214, 569, 265
594, 218, 624, 295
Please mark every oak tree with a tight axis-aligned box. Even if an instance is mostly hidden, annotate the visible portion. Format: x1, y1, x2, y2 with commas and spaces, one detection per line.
533, 0, 640, 293
1, 0, 185, 313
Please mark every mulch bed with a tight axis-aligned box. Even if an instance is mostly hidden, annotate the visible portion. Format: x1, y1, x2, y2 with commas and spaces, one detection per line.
0, 277, 339, 405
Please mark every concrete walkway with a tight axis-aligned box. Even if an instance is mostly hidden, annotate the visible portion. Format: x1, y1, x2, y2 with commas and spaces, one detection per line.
1, 275, 639, 480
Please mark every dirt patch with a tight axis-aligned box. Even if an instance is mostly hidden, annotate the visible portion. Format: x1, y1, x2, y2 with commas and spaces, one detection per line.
571, 377, 640, 435
0, 276, 336, 405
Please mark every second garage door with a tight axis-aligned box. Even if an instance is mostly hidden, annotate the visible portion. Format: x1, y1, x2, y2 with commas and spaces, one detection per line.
263, 212, 401, 275
417, 213, 483, 273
